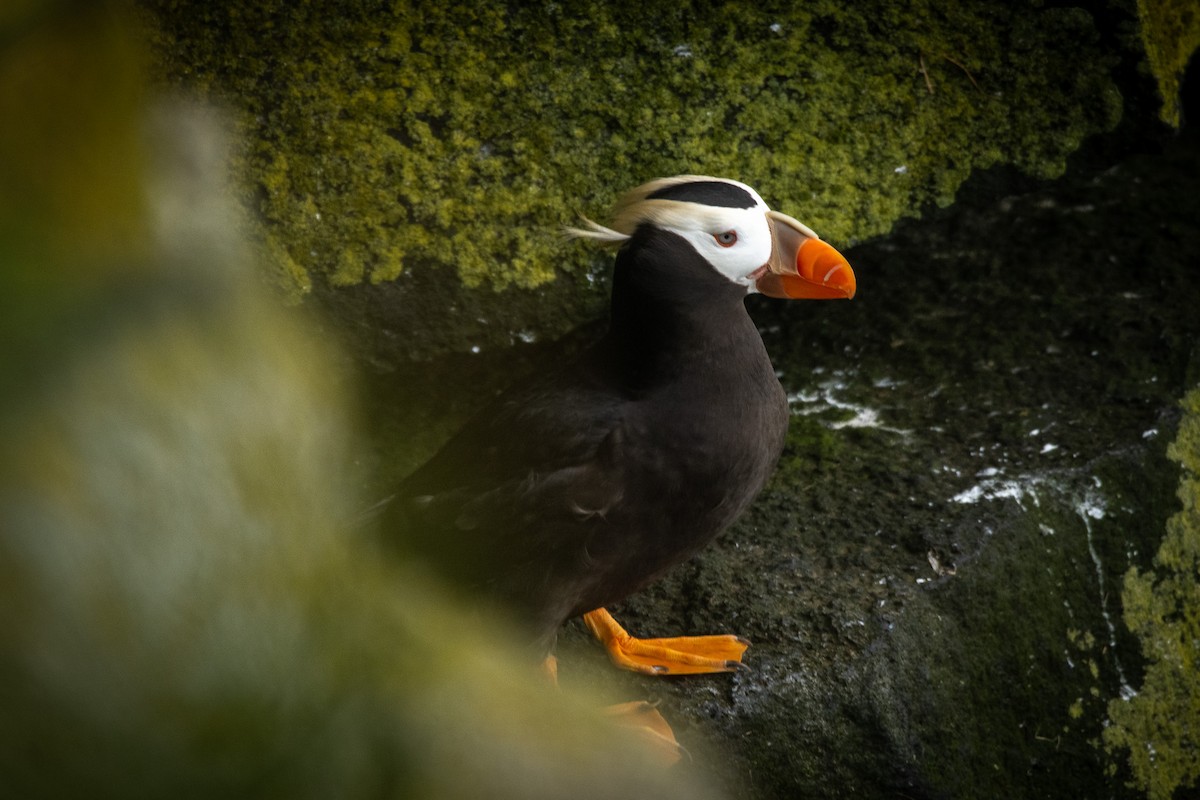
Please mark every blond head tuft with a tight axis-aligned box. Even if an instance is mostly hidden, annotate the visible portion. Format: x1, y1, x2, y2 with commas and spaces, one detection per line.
565, 176, 758, 248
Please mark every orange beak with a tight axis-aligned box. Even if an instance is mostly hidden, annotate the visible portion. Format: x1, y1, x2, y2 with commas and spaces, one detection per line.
755, 210, 856, 300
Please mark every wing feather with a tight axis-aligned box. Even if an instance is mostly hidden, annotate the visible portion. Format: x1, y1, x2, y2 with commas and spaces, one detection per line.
379, 362, 630, 597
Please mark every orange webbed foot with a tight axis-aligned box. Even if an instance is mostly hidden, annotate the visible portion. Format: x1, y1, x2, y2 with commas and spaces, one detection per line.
583, 607, 749, 676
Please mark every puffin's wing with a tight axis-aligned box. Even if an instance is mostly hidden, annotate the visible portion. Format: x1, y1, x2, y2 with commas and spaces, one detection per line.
380, 372, 630, 561
449, 420, 628, 531
382, 403, 629, 602
396, 372, 625, 502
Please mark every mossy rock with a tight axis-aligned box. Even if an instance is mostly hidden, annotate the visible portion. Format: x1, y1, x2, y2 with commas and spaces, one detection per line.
140, 0, 1126, 360
1104, 387, 1200, 800
1137, 0, 1200, 127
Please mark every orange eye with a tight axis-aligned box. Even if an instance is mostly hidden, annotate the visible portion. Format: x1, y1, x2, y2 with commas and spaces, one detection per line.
714, 230, 738, 247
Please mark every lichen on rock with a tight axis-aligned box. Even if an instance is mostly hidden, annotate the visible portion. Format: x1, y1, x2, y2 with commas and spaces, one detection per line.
141, 0, 1122, 304
1104, 387, 1200, 800
1136, 0, 1200, 127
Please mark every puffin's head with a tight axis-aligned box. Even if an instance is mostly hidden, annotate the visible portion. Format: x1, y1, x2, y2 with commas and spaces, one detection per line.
569, 175, 855, 300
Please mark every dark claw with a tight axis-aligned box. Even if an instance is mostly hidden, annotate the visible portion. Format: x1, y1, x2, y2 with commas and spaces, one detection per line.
652, 664, 670, 674
735, 636, 752, 646
725, 659, 752, 673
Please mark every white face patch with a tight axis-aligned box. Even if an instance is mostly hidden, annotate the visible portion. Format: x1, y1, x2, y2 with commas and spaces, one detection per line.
620, 178, 774, 292
659, 204, 774, 291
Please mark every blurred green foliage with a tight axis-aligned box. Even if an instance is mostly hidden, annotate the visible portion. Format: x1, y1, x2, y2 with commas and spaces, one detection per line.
140, 0, 1122, 299
0, 4, 720, 796
0, 1, 150, 382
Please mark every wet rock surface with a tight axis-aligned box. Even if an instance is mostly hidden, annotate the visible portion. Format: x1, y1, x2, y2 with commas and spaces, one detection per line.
536, 133, 1200, 798
349, 84, 1200, 796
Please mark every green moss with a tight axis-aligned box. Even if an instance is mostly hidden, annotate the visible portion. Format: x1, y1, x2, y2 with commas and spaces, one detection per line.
140, 0, 1122, 301
1137, 0, 1200, 127
1104, 387, 1200, 800
773, 414, 843, 481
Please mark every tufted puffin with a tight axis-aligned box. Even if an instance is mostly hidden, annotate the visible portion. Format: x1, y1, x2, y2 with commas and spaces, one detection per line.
384, 175, 855, 678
